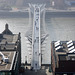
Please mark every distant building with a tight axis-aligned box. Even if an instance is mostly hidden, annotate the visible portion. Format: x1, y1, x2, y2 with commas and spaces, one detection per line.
51, 0, 66, 9
0, 24, 21, 75
51, 0, 75, 9
51, 41, 75, 75
64, 0, 75, 6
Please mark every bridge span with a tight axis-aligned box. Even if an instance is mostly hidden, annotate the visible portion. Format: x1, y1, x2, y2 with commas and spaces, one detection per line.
31, 4, 45, 70
26, 4, 46, 71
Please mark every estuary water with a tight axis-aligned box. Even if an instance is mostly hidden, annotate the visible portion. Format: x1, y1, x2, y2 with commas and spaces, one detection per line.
0, 12, 75, 64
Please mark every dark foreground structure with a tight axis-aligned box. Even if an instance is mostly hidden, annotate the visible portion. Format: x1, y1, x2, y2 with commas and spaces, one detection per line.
0, 24, 21, 75
51, 40, 75, 75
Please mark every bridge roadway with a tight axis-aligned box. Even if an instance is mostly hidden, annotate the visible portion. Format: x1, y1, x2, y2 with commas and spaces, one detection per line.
31, 5, 41, 70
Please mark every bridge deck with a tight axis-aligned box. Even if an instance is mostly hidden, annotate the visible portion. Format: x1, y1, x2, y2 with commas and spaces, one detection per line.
32, 5, 41, 70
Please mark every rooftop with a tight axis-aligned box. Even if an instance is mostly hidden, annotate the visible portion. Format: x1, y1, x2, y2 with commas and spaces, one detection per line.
52, 41, 75, 61
0, 24, 20, 50
0, 24, 21, 72
0, 34, 19, 50
0, 51, 16, 71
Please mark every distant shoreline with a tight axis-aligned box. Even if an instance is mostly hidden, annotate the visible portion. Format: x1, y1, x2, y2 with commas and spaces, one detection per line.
0, 11, 29, 18
0, 10, 75, 18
